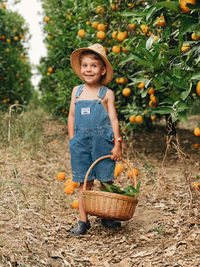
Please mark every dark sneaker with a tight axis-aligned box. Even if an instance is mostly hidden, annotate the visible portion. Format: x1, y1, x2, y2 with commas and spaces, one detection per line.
101, 218, 121, 229
68, 220, 91, 235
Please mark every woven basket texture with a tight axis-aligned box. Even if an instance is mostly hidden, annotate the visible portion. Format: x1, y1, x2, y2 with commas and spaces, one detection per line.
82, 190, 138, 221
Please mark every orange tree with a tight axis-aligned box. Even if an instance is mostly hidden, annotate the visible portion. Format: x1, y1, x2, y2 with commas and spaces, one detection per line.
40, 0, 200, 135
0, 0, 33, 111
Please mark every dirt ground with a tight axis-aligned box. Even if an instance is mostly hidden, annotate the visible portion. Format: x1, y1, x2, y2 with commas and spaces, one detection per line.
0, 115, 200, 267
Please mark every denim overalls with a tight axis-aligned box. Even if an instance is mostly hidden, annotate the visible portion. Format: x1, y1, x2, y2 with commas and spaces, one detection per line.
69, 84, 115, 183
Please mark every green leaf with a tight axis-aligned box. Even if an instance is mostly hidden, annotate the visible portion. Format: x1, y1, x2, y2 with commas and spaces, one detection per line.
180, 87, 192, 101
153, 106, 173, 115
177, 111, 188, 122
191, 72, 200, 80
175, 102, 190, 112
146, 6, 157, 21
180, 16, 198, 36
119, 55, 135, 66
155, 1, 180, 11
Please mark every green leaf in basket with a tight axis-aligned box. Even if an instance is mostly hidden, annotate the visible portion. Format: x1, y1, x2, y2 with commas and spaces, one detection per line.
123, 192, 138, 197
101, 183, 114, 193
124, 185, 138, 193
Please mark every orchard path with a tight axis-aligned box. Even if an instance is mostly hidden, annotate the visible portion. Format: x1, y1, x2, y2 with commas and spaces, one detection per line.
0, 115, 200, 267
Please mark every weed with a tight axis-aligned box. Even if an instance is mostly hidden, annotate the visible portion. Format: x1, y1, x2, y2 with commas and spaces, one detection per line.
153, 224, 165, 239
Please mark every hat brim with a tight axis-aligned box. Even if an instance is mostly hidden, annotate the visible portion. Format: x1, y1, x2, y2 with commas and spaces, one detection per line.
70, 47, 113, 85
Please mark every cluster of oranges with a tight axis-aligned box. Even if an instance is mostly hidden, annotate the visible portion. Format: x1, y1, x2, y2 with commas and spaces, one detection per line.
148, 87, 157, 109
114, 163, 139, 179
56, 172, 79, 209
129, 115, 144, 124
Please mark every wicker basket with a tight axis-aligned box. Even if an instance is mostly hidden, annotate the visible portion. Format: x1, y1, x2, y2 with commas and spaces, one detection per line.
82, 155, 138, 221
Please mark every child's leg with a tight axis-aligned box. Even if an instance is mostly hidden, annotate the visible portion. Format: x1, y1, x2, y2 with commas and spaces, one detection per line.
68, 180, 94, 235
78, 180, 94, 222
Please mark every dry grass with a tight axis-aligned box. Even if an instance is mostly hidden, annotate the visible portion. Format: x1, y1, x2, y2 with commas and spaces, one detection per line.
0, 108, 200, 266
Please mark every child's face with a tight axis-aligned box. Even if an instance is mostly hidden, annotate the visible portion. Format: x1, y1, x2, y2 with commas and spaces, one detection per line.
80, 55, 106, 85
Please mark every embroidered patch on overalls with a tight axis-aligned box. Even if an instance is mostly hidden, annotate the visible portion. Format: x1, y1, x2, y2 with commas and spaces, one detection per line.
81, 107, 90, 115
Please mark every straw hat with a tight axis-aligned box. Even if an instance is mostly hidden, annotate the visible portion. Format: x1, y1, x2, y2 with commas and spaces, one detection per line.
70, 43, 113, 85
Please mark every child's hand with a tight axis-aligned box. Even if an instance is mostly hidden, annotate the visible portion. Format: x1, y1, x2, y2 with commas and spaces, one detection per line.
111, 144, 122, 161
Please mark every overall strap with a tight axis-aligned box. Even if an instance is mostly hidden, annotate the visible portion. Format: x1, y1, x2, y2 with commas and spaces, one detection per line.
98, 86, 108, 99
75, 84, 84, 98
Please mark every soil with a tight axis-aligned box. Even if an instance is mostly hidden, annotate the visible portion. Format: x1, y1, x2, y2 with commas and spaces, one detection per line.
0, 115, 200, 267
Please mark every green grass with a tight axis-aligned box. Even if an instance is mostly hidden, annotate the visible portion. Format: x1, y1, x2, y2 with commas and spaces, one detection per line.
0, 104, 48, 156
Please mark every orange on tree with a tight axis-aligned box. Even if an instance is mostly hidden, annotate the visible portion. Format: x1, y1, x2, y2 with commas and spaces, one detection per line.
97, 23, 106, 31
48, 67, 53, 73
119, 77, 128, 84
141, 24, 149, 34
122, 88, 131, 97
97, 5, 104, 14
129, 115, 136, 123
118, 77, 127, 84
92, 21, 99, 29
112, 45, 120, 53
135, 115, 143, 124
111, 3, 116, 11
13, 36, 19, 41
196, 81, 200, 96
153, 35, 159, 43
149, 100, 157, 108
137, 82, 145, 89
157, 15, 166, 27
179, 0, 196, 13
148, 87, 155, 95
117, 31, 127, 42
67, 14, 71, 20
44, 16, 51, 22
150, 94, 157, 103
191, 32, 200, 41
1, 3, 6, 8
57, 172, 66, 180
181, 43, 190, 52
64, 184, 75, 194
128, 23, 136, 32
151, 115, 156, 121
122, 46, 129, 54
78, 29, 86, 38
97, 31, 106, 40
193, 143, 199, 148
194, 127, 200, 136
128, 3, 134, 8
111, 31, 118, 39
72, 199, 79, 209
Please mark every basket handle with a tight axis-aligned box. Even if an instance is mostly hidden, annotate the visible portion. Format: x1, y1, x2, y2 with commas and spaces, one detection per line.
83, 155, 137, 191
